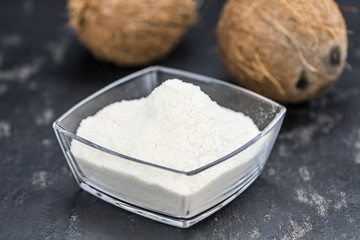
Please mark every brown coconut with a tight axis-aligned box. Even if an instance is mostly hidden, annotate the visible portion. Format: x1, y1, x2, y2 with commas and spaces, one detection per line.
216, 0, 347, 103
68, 0, 195, 67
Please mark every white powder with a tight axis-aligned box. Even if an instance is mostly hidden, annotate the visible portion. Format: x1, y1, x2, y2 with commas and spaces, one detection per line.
71, 79, 260, 217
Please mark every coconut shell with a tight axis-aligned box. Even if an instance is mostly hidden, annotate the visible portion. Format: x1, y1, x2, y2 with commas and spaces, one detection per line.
68, 0, 195, 67
216, 0, 347, 103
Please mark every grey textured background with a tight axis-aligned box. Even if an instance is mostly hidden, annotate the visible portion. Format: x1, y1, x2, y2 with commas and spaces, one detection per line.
0, 0, 359, 239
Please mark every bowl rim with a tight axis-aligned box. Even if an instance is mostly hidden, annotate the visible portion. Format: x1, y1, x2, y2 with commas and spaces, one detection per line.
53, 65, 286, 176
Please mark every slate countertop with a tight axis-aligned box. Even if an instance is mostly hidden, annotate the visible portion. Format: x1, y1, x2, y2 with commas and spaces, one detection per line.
1, 0, 359, 239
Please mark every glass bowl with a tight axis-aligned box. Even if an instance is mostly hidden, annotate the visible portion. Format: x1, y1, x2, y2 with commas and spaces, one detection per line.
53, 66, 286, 228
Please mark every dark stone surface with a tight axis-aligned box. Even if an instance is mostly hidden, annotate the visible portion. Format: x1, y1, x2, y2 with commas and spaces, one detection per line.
1, 0, 359, 239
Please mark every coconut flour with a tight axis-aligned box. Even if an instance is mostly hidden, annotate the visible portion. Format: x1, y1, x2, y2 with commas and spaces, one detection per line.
71, 79, 260, 217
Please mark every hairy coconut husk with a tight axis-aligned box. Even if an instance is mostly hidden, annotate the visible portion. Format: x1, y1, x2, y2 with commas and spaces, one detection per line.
68, 0, 195, 67
216, 0, 347, 103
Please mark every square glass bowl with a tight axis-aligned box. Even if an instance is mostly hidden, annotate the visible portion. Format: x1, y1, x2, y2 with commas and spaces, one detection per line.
53, 66, 286, 228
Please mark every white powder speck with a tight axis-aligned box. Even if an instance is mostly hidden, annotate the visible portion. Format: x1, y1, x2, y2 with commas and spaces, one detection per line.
279, 224, 283, 230
295, 188, 308, 203
31, 171, 48, 188
42, 138, 51, 146
268, 167, 276, 176
249, 227, 261, 238
36, 108, 54, 125
0, 121, 11, 139
69, 215, 78, 224
299, 167, 311, 181
71, 79, 261, 217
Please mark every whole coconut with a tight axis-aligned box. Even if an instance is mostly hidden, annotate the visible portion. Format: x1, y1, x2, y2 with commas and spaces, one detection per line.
68, 0, 195, 67
216, 0, 347, 103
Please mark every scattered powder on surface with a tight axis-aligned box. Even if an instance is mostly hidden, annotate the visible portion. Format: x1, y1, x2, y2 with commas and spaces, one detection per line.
280, 217, 313, 240
71, 79, 260, 216
295, 188, 331, 217
0, 58, 42, 82
279, 112, 341, 145
334, 191, 347, 210
64, 213, 81, 239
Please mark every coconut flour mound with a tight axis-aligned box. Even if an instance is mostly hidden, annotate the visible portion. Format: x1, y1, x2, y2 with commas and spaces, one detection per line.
71, 79, 260, 216
73, 79, 259, 170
